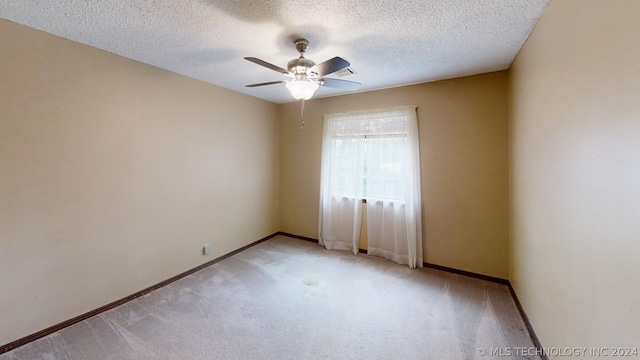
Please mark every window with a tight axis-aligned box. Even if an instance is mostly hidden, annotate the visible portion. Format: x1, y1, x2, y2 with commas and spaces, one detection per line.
325, 108, 411, 201
319, 106, 423, 268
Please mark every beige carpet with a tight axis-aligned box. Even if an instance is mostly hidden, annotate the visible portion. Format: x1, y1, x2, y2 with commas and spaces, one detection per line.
1, 235, 539, 359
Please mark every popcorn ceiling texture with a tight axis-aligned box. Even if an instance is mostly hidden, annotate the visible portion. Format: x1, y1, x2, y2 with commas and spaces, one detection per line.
0, 0, 549, 103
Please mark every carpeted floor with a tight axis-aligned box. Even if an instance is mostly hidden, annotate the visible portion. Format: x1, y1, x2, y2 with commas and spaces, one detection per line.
1, 235, 539, 359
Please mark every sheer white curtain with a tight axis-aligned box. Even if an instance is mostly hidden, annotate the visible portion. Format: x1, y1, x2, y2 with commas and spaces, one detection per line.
366, 108, 423, 268
318, 106, 423, 268
318, 117, 364, 254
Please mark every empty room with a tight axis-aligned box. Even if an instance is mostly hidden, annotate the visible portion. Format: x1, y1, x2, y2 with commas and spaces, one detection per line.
1, 0, 638, 359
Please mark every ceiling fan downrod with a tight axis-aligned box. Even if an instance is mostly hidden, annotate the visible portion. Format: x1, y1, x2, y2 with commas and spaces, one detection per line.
294, 39, 309, 56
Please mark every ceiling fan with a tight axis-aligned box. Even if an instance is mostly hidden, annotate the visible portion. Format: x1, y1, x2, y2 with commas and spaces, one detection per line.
245, 39, 361, 100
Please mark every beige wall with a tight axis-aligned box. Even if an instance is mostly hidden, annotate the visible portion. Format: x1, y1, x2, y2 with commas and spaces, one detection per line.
0, 20, 280, 346
280, 72, 510, 279
509, 0, 640, 351
15, 0, 639, 349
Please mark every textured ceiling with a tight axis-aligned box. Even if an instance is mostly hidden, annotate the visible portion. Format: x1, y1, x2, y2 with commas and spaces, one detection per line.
0, 0, 549, 104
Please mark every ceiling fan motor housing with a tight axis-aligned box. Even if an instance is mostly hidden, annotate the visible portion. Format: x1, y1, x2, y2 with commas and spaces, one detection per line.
288, 39, 317, 79
288, 57, 316, 77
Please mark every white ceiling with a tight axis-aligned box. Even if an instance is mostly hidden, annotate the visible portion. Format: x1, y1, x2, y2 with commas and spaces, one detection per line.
0, 0, 549, 104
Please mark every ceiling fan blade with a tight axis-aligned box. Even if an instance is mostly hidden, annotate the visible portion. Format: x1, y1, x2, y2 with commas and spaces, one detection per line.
311, 57, 350, 76
320, 78, 361, 91
244, 57, 289, 74
245, 81, 286, 87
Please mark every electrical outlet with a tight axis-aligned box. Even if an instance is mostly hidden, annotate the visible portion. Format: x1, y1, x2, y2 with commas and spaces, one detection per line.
203, 244, 211, 255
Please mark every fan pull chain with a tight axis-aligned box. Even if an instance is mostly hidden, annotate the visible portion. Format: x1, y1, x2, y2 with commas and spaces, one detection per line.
300, 99, 305, 131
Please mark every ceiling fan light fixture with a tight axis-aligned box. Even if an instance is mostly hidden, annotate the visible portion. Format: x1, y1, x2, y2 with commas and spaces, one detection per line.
286, 79, 319, 100
244, 38, 360, 101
